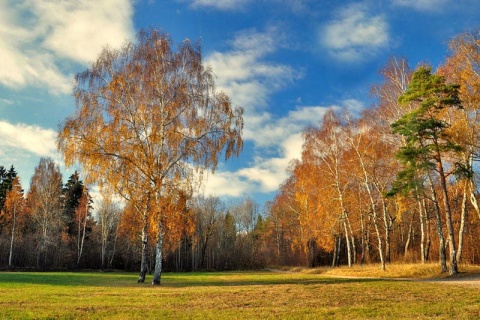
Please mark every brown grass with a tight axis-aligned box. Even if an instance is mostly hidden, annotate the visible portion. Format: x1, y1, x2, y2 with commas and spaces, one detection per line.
286, 262, 480, 279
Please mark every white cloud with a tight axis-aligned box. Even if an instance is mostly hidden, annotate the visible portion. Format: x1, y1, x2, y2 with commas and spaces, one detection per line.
203, 28, 369, 196
0, 120, 57, 158
188, 0, 312, 12
204, 103, 355, 196
245, 106, 332, 148
392, 0, 450, 12
189, 0, 252, 10
202, 171, 252, 197
206, 27, 299, 113
0, 0, 134, 94
236, 100, 365, 193
0, 99, 14, 106
32, 0, 134, 64
238, 106, 330, 192
320, 3, 389, 62
237, 134, 303, 193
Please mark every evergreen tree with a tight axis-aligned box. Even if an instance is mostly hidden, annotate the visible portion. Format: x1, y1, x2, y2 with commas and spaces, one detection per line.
63, 171, 85, 236
391, 66, 464, 275
0, 165, 17, 212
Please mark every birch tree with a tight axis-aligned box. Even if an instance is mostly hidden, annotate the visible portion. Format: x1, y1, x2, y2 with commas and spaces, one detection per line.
2, 176, 25, 267
27, 158, 64, 268
58, 28, 243, 284
303, 110, 355, 267
440, 31, 480, 263
74, 188, 93, 266
97, 199, 122, 269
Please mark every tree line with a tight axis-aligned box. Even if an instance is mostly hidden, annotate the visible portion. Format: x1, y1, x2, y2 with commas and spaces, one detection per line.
1, 28, 479, 278
268, 31, 480, 275
0, 159, 268, 272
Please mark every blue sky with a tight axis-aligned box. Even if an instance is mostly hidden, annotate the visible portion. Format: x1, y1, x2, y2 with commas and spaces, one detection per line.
0, 0, 478, 206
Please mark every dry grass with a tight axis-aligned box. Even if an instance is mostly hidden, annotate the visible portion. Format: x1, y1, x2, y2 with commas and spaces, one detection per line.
298, 262, 480, 279
1, 269, 479, 319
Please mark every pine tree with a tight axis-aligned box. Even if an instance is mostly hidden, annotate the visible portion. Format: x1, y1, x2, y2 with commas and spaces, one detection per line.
0, 165, 17, 212
392, 66, 464, 275
63, 171, 85, 236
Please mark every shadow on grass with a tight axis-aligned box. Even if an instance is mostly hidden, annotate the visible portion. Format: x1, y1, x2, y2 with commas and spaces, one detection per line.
0, 271, 134, 287
0, 271, 386, 288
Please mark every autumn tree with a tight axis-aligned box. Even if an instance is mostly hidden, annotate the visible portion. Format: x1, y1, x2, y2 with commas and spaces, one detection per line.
303, 110, 356, 267
343, 114, 395, 270
231, 197, 266, 268
27, 158, 65, 268
192, 195, 225, 269
392, 66, 464, 275
2, 176, 25, 267
74, 188, 93, 266
372, 58, 437, 264
440, 30, 480, 263
96, 199, 123, 270
58, 28, 243, 284
269, 175, 306, 265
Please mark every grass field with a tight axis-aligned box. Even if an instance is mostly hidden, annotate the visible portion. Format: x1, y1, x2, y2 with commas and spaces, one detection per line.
1, 265, 480, 319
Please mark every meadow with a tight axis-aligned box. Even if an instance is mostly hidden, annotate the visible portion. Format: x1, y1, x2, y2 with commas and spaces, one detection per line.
1, 264, 480, 319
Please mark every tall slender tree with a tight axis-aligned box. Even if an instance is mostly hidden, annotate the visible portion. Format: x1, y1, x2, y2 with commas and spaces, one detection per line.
58, 28, 243, 284
27, 158, 64, 268
63, 172, 85, 237
440, 31, 480, 263
2, 176, 25, 267
392, 66, 464, 275
96, 199, 123, 270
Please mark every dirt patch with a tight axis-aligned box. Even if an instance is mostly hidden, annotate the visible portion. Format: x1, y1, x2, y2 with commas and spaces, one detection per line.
420, 274, 480, 287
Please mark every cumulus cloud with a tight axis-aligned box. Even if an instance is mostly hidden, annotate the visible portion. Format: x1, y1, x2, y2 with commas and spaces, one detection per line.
320, 3, 389, 62
206, 27, 298, 113
202, 170, 252, 197
202, 101, 363, 197
0, 0, 134, 94
237, 106, 331, 193
202, 27, 369, 196
203, 27, 303, 194
0, 121, 57, 158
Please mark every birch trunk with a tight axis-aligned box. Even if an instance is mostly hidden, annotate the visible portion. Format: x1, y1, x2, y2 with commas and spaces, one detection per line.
416, 191, 426, 263
404, 211, 414, 258
381, 199, 391, 264
343, 217, 352, 267
108, 223, 119, 269
346, 215, 356, 265
152, 221, 164, 285
425, 202, 431, 261
360, 212, 366, 265
138, 213, 149, 283
469, 180, 480, 220
456, 184, 468, 264
77, 211, 87, 266
8, 207, 16, 268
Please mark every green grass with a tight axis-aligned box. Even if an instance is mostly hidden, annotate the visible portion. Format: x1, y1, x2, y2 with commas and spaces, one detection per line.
0, 269, 479, 319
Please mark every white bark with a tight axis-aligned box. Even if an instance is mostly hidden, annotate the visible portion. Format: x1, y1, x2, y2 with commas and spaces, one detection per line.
152, 221, 164, 285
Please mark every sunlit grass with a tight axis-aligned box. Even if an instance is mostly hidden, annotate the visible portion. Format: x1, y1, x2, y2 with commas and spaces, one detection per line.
0, 269, 479, 319
301, 262, 480, 279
